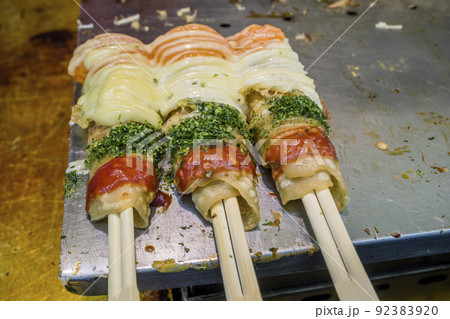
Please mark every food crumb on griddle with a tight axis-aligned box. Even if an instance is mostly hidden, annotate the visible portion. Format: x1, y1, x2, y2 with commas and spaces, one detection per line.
156, 10, 167, 20
113, 13, 140, 26
269, 247, 278, 257
72, 262, 81, 276
376, 141, 389, 151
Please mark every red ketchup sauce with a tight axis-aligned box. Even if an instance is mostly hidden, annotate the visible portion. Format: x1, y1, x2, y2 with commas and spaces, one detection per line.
265, 126, 337, 180
86, 155, 158, 211
150, 191, 172, 212
175, 144, 256, 193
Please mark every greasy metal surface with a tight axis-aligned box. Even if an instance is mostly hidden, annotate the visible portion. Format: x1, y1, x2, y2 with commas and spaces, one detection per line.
60, 0, 450, 295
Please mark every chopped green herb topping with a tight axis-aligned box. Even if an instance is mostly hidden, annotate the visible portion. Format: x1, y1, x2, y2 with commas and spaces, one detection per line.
85, 122, 164, 169
268, 95, 329, 132
166, 101, 252, 163
63, 171, 81, 198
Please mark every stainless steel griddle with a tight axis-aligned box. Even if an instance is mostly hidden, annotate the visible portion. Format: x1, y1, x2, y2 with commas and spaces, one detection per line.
59, 0, 450, 296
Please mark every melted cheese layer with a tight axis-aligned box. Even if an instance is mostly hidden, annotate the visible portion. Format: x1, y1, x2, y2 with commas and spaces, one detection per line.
75, 63, 164, 129
159, 56, 242, 117
69, 24, 323, 127
234, 41, 321, 108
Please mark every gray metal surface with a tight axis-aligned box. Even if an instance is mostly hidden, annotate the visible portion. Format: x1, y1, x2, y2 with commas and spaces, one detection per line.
60, 0, 450, 295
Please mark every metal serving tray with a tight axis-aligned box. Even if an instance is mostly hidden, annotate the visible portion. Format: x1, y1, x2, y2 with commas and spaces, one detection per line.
60, 0, 449, 295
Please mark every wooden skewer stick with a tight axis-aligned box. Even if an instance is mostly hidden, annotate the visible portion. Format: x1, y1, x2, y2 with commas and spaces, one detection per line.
302, 192, 359, 300
211, 201, 244, 301
108, 213, 122, 301
316, 188, 379, 301
223, 197, 262, 301
119, 207, 140, 301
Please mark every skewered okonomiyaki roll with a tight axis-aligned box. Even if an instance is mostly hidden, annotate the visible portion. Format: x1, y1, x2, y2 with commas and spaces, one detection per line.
228, 25, 349, 210
149, 24, 260, 229
68, 34, 165, 228
164, 100, 260, 230
85, 123, 163, 228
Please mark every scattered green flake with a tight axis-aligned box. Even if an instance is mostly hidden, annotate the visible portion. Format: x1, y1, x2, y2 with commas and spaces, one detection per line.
184, 247, 190, 253
206, 170, 212, 178
63, 171, 81, 199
